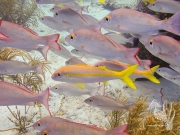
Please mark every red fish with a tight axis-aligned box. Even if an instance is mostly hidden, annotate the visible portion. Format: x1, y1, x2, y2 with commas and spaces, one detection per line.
0, 20, 61, 50
0, 81, 51, 116
37, 121, 129, 135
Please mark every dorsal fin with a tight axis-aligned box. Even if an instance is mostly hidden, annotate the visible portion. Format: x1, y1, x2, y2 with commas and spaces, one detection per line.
23, 26, 38, 36
0, 81, 34, 94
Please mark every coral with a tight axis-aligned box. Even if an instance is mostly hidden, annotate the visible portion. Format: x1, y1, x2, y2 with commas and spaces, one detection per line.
53, 95, 66, 117
105, 110, 127, 129
105, 94, 180, 135
0, 0, 43, 27
126, 96, 148, 134
0, 106, 37, 134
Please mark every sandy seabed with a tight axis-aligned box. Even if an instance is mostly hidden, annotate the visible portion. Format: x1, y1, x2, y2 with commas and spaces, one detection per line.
0, 0, 180, 135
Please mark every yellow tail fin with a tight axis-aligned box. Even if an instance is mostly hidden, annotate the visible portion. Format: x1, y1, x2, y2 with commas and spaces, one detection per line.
118, 65, 138, 90
143, 65, 160, 84
99, 0, 106, 5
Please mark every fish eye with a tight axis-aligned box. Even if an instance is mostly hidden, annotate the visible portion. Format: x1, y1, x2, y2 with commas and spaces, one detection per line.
43, 130, 49, 135
125, 86, 128, 89
37, 122, 41, 126
89, 98, 93, 102
57, 73, 61, 76
55, 86, 58, 89
105, 15, 110, 22
70, 34, 75, 40
55, 12, 58, 16
41, 17, 44, 20
149, 39, 154, 47
75, 49, 78, 51
174, 77, 176, 80
152, 4, 155, 6
159, 69, 161, 72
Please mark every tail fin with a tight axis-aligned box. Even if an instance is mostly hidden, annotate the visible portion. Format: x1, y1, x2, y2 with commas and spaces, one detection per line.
97, 85, 105, 95
126, 48, 140, 65
90, 85, 105, 96
82, 6, 89, 13
122, 103, 134, 110
99, 0, 106, 4
44, 34, 61, 50
136, 56, 151, 70
164, 10, 180, 36
0, 32, 8, 39
104, 124, 128, 135
89, 88, 99, 96
35, 46, 50, 60
39, 88, 51, 116
119, 65, 138, 90
35, 63, 44, 75
143, 65, 160, 84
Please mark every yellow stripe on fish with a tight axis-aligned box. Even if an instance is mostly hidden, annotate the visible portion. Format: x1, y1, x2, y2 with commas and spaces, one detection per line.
51, 64, 138, 89
99, 0, 106, 4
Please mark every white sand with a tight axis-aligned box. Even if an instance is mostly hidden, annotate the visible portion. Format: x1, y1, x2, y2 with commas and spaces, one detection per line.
0, 0, 179, 135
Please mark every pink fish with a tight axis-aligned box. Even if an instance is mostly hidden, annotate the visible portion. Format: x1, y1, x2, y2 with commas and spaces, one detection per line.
50, 2, 89, 13
0, 32, 8, 39
0, 81, 51, 116
146, 35, 180, 57
50, 45, 73, 59
50, 83, 104, 96
65, 57, 85, 65
144, 35, 180, 67
82, 14, 98, 25
36, 0, 75, 4
53, 7, 99, 31
84, 95, 134, 110
99, 8, 180, 36
0, 60, 44, 75
71, 48, 105, 60
0, 20, 61, 50
33, 116, 70, 131
50, 5, 96, 24
39, 16, 72, 33
37, 121, 129, 135
65, 29, 140, 65
122, 82, 163, 104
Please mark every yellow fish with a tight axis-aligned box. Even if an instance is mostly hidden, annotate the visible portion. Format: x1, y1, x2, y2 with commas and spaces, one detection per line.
142, 0, 156, 5
94, 61, 160, 84
51, 64, 138, 89
99, 0, 106, 5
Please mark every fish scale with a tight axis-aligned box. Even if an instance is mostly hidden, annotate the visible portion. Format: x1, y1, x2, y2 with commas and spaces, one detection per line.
65, 29, 140, 65
52, 64, 138, 89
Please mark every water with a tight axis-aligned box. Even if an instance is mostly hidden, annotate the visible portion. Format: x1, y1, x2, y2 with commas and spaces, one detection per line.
0, 0, 180, 134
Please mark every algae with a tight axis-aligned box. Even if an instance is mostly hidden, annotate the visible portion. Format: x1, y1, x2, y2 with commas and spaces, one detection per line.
0, 0, 43, 27
105, 94, 180, 135
0, 106, 37, 134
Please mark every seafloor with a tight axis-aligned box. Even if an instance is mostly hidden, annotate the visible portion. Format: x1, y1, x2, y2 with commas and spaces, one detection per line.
0, 0, 180, 135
